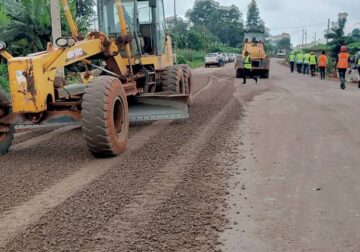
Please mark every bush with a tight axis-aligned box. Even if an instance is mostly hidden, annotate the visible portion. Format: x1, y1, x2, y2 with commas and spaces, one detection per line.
348, 42, 360, 54
0, 64, 9, 92
176, 49, 206, 68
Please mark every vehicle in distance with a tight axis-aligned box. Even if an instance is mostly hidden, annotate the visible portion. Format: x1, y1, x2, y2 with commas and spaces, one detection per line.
205, 53, 222, 67
276, 49, 286, 58
235, 30, 270, 79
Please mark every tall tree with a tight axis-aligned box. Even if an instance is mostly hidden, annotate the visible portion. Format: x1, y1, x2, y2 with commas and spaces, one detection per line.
186, 0, 244, 47
276, 37, 291, 51
350, 28, 360, 41
74, 0, 96, 30
186, 0, 219, 26
246, 0, 264, 32
325, 12, 349, 58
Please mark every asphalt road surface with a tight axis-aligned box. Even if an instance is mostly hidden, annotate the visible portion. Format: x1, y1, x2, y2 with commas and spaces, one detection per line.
1, 60, 360, 251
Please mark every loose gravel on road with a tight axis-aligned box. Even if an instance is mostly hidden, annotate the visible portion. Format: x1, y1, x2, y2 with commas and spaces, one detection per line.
0, 65, 266, 251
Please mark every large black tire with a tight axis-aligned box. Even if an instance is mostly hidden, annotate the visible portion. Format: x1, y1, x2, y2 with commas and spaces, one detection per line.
0, 88, 14, 155
178, 64, 193, 105
81, 76, 129, 157
161, 65, 184, 93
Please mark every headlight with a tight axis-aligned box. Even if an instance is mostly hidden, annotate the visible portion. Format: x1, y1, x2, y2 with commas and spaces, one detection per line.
55, 37, 76, 48
0, 41, 7, 51
55, 37, 69, 48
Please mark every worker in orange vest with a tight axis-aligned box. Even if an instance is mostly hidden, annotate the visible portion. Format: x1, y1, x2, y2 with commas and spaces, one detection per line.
318, 50, 327, 80
336, 45, 350, 90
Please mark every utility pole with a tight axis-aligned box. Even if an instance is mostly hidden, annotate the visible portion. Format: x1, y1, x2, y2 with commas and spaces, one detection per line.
203, 25, 206, 52
50, 0, 61, 46
305, 30, 307, 45
302, 29, 304, 48
173, 0, 177, 63
50, 0, 63, 76
314, 32, 317, 44
174, 0, 177, 22
325, 18, 330, 52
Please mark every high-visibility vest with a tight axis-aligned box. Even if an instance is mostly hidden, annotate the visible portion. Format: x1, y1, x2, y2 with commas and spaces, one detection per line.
296, 53, 303, 63
303, 53, 311, 64
318, 55, 327, 67
289, 54, 295, 62
357, 58, 360, 66
309, 55, 317, 65
336, 52, 349, 69
244, 56, 252, 69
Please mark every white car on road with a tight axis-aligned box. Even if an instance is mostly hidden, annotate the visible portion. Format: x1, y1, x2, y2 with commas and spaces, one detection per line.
205, 53, 222, 67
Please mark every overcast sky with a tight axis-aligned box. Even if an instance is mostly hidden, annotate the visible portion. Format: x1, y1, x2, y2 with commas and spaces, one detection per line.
163, 0, 360, 46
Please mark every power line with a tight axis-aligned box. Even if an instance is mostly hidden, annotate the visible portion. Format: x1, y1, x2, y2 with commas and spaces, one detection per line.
269, 22, 328, 31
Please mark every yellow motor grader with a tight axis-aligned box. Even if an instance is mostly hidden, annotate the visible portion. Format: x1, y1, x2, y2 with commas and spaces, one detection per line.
0, 0, 191, 156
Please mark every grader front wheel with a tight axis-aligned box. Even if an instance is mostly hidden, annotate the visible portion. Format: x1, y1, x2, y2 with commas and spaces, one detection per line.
0, 88, 14, 155
81, 76, 129, 157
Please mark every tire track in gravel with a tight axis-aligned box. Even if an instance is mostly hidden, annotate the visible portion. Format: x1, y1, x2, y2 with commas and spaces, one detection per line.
0, 69, 212, 217
11, 125, 79, 151
0, 120, 171, 248
12, 127, 65, 145
3, 67, 238, 252
0, 123, 147, 214
82, 86, 237, 252
108, 80, 250, 251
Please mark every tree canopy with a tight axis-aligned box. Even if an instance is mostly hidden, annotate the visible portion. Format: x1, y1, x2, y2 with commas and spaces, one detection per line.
277, 37, 291, 51
246, 0, 264, 32
185, 0, 244, 47
0, 0, 95, 55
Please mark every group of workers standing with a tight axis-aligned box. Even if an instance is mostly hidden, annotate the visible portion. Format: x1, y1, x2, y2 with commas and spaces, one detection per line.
288, 46, 360, 90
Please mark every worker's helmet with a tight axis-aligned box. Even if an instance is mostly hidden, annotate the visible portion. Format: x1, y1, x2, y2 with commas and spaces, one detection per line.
340, 46, 347, 52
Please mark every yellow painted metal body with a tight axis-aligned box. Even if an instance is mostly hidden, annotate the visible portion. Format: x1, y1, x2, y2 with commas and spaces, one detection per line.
61, 0, 79, 38
242, 42, 267, 60
7, 33, 173, 113
8, 39, 103, 112
3, 0, 174, 114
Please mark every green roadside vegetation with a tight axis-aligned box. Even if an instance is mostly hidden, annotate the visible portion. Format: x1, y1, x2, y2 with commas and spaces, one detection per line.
285, 13, 360, 74
170, 0, 269, 68
176, 45, 242, 68
0, 0, 95, 92
0, 63, 8, 92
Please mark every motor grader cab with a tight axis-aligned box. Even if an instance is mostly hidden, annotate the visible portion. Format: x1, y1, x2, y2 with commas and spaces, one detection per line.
0, 0, 191, 156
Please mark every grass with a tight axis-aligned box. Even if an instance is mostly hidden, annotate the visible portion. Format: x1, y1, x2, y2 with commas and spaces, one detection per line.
176, 46, 240, 68
0, 63, 9, 92
188, 59, 204, 68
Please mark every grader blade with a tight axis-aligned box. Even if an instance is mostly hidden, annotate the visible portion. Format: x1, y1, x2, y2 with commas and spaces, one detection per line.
129, 94, 189, 122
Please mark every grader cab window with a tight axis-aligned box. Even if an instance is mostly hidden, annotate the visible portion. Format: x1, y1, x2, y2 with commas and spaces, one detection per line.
98, 0, 135, 35
97, 0, 167, 55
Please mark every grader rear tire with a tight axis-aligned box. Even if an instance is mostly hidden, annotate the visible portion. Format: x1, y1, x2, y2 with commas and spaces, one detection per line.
0, 88, 14, 155
161, 66, 184, 93
81, 76, 129, 157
